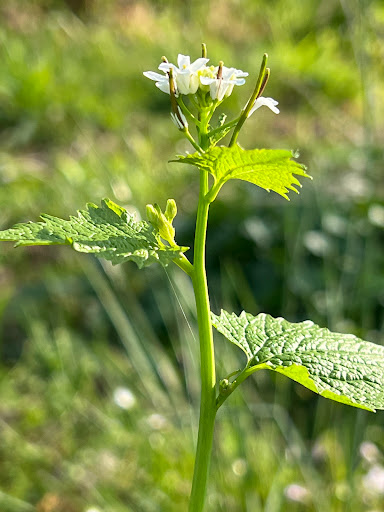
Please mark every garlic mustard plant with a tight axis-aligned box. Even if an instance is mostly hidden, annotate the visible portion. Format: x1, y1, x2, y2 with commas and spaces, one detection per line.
1, 44, 384, 512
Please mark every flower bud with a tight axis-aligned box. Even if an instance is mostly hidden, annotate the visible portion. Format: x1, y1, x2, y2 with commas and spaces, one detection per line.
159, 221, 175, 244
146, 204, 160, 227
165, 199, 177, 222
146, 202, 176, 245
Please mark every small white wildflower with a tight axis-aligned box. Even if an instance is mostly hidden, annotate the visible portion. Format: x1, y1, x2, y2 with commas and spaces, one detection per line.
160, 54, 209, 95
338, 172, 371, 199
98, 450, 119, 473
147, 413, 167, 430
368, 204, 384, 228
363, 465, 384, 495
303, 230, 332, 257
200, 65, 248, 101
248, 96, 280, 116
170, 106, 188, 130
113, 387, 136, 410
243, 217, 272, 247
360, 441, 381, 465
322, 213, 347, 236
143, 70, 171, 94
231, 458, 247, 477
284, 483, 311, 504
85, 508, 102, 512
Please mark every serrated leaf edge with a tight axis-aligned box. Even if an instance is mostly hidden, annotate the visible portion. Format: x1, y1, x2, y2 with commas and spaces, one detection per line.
212, 309, 384, 412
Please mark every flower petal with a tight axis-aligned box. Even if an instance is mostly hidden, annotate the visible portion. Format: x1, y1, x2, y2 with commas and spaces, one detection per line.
189, 57, 210, 72
233, 78, 246, 86
248, 96, 280, 116
143, 71, 167, 82
156, 80, 171, 94
177, 54, 191, 69
200, 76, 215, 85
158, 62, 175, 72
235, 70, 248, 78
176, 73, 192, 95
221, 66, 248, 80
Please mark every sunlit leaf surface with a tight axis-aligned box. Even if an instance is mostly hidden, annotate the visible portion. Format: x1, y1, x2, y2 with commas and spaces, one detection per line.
0, 199, 188, 268
212, 310, 384, 411
177, 146, 310, 199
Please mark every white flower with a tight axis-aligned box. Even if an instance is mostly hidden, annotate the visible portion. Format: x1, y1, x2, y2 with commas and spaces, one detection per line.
363, 465, 384, 495
147, 413, 168, 430
170, 106, 188, 130
143, 70, 171, 94
200, 65, 248, 101
248, 96, 280, 116
113, 387, 136, 410
159, 54, 209, 95
368, 204, 384, 228
360, 441, 381, 464
284, 483, 311, 504
231, 458, 247, 476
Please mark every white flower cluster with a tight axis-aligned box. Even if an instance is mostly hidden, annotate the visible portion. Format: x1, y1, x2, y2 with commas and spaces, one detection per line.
143, 53, 280, 122
144, 53, 248, 101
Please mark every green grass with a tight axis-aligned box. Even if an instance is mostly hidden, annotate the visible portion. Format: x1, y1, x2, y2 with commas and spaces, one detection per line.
0, 0, 384, 510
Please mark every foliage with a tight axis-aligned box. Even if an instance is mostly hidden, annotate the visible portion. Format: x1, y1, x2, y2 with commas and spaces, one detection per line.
0, 199, 187, 268
213, 310, 384, 411
0, 0, 384, 510
176, 146, 310, 200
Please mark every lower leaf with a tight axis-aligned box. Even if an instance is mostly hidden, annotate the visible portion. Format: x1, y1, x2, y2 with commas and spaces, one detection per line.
212, 310, 384, 411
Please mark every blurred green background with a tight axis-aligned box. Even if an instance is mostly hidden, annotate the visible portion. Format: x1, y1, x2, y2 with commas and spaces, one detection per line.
0, 0, 384, 511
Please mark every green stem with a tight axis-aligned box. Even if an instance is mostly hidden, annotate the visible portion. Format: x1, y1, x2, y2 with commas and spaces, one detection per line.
174, 253, 194, 276
207, 116, 240, 138
188, 114, 216, 512
178, 96, 200, 127
229, 53, 269, 147
183, 127, 204, 153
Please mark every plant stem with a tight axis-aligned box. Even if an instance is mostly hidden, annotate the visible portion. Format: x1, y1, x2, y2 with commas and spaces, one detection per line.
174, 253, 194, 276
229, 53, 269, 147
178, 96, 200, 126
207, 116, 240, 138
183, 127, 204, 153
216, 366, 261, 409
188, 114, 217, 512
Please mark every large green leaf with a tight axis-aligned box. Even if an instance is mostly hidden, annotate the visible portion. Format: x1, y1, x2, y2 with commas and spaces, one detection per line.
0, 199, 188, 268
176, 145, 310, 200
212, 310, 384, 411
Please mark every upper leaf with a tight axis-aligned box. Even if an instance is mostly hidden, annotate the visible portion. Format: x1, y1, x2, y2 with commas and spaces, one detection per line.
176, 145, 310, 200
0, 199, 188, 268
212, 310, 384, 411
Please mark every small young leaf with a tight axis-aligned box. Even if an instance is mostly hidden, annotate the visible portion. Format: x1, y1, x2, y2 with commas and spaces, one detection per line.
0, 199, 188, 268
212, 310, 384, 411
208, 124, 234, 146
176, 145, 310, 200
